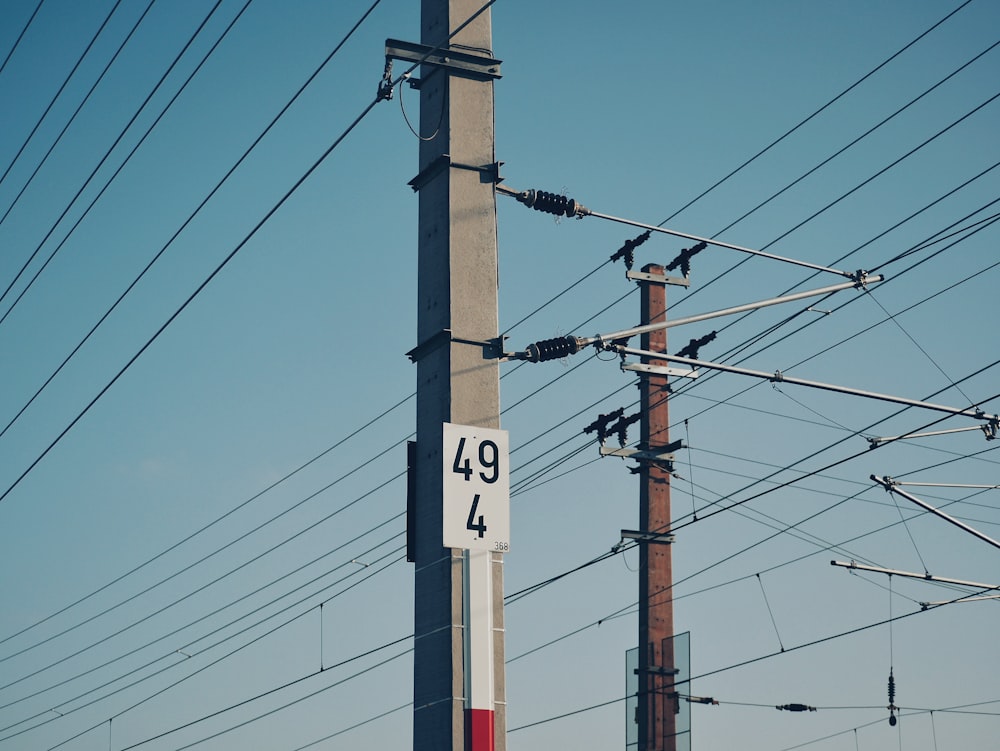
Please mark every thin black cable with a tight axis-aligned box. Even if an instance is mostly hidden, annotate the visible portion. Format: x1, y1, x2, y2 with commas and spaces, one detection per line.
506, 478, 995, 665
41, 555, 409, 751
6, 539, 406, 746
0, 0, 122, 198
572, 88, 1000, 326
704, 36, 1000, 248
0, 430, 406, 667
0, 0, 45, 78
0, 0, 384, 444
499, 147, 994, 516
756, 573, 785, 652
867, 288, 975, 405
661, 213, 1000, 459
506, 216, 998, 524
692, 173, 1000, 369
0, 516, 404, 721
504, 379, 1000, 645
501, 258, 614, 336
508, 590, 983, 734
287, 701, 412, 751
622, 6, 989, 322
0, 0, 157, 231
116, 627, 413, 751
0, 465, 405, 694
0, 0, 494, 506
652, 0, 974, 228
0, 45, 385, 508
2, 0, 215, 314
0, 390, 410, 651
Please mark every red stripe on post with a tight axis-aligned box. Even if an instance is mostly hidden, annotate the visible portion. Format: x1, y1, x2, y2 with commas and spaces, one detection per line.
465, 708, 495, 751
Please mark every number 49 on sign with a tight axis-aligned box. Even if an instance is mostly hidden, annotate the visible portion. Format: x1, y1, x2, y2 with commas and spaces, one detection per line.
442, 423, 510, 552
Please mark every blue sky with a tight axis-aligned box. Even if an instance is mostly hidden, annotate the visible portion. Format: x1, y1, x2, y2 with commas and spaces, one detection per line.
1, 1, 998, 749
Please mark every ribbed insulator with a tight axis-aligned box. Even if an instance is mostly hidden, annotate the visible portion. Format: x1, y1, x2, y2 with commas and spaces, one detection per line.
888, 673, 896, 704
525, 336, 578, 362
519, 189, 579, 218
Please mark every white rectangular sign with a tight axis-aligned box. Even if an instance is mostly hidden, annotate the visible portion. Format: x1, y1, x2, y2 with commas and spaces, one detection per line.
442, 422, 510, 552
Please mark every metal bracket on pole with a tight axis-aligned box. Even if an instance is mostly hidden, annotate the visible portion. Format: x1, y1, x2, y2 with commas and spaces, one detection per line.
600, 439, 683, 466
385, 38, 502, 81
409, 155, 504, 192
600, 446, 675, 462
407, 329, 509, 363
623, 362, 699, 380
634, 665, 680, 676
621, 529, 676, 545
626, 269, 690, 287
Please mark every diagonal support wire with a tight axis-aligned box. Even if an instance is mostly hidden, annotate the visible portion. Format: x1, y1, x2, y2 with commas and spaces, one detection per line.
756, 573, 785, 652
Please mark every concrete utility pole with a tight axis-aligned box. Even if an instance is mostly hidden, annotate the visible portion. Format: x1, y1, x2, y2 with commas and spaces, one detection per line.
406, 2, 505, 750
638, 264, 677, 751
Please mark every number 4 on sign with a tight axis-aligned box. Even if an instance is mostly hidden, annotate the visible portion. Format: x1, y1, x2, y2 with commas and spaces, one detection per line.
467, 494, 487, 538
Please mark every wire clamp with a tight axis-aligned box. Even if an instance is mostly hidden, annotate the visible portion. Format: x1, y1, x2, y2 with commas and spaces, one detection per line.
377, 58, 394, 102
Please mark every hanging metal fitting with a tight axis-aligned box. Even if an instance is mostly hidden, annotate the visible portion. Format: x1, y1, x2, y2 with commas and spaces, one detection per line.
377, 58, 394, 101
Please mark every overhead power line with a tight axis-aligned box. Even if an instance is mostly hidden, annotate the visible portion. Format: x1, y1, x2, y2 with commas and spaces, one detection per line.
0, 0, 45, 78
0, 0, 123, 198
0, 0, 157, 234
0, 0, 233, 321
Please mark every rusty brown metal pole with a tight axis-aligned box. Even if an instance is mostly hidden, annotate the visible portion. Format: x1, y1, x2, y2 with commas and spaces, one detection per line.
638, 264, 677, 751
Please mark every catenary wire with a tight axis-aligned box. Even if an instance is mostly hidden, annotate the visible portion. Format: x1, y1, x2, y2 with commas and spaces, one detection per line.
491, 3, 986, 352
0, 0, 230, 315
0, 0, 123, 202
0, 0, 385, 444
9, 2, 992, 740
0, 512, 404, 720
0, 26, 386, 507
41, 554, 409, 751
507, 589, 988, 734
0, 0, 497, 505
0, 390, 410, 652
23, 0, 976, 684
1, 0, 503, 733
0, 0, 396, 648
0, 0, 45, 79
3, 536, 406, 744
651, 0, 975, 229
0, 463, 406, 693
0, 0, 157, 231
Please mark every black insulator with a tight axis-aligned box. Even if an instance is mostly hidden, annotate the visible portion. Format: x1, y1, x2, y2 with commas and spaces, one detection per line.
610, 231, 651, 269
676, 330, 717, 360
665, 241, 707, 276
525, 335, 579, 362
518, 189, 580, 218
777, 703, 816, 712
609, 412, 641, 448
583, 407, 625, 440
888, 672, 896, 704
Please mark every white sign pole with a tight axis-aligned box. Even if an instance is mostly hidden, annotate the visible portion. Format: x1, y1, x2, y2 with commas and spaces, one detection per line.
465, 549, 495, 750
443, 422, 509, 750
